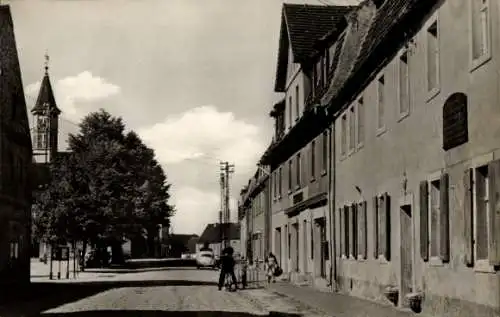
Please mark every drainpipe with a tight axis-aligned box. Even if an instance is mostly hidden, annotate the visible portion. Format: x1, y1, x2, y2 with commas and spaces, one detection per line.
326, 108, 338, 292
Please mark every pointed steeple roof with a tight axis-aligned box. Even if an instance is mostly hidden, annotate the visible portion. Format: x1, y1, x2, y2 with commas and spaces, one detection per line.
31, 53, 61, 115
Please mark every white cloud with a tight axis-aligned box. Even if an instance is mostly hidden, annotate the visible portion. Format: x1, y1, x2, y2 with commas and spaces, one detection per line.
25, 71, 121, 122
138, 105, 266, 171
171, 186, 238, 235
138, 105, 265, 234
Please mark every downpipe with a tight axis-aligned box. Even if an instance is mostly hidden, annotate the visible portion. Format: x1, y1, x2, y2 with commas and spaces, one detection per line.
326, 109, 338, 292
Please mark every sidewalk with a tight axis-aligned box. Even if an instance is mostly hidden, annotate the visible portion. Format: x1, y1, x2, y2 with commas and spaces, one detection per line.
267, 282, 421, 317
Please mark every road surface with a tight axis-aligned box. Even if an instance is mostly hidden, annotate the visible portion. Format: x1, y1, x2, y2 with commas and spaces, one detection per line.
3, 267, 327, 317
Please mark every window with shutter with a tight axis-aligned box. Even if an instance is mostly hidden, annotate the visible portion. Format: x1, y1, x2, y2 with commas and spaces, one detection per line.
439, 173, 450, 263
430, 179, 441, 258
288, 160, 292, 192
344, 206, 349, 257
350, 204, 358, 258
474, 165, 489, 262
358, 201, 367, 259
373, 196, 379, 259
339, 208, 345, 257
464, 168, 473, 266
420, 181, 429, 261
487, 160, 500, 267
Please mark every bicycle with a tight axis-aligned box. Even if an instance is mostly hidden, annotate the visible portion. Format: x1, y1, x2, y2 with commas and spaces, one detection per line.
224, 272, 236, 292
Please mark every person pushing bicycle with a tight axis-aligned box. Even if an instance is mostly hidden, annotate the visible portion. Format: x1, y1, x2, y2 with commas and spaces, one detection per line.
218, 246, 238, 290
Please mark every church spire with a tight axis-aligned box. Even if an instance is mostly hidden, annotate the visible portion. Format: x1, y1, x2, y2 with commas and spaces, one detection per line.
31, 52, 61, 116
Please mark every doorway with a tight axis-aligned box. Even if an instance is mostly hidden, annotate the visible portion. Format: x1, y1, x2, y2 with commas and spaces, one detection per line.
303, 220, 308, 273
400, 204, 413, 298
275, 228, 281, 266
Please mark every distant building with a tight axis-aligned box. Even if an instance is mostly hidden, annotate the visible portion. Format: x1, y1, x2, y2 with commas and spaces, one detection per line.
239, 166, 271, 265
165, 234, 198, 258
196, 223, 240, 256
0, 5, 35, 289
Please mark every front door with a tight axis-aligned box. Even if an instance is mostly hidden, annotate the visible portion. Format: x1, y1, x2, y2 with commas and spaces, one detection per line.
400, 205, 413, 298
275, 228, 281, 265
303, 220, 308, 273
319, 219, 327, 278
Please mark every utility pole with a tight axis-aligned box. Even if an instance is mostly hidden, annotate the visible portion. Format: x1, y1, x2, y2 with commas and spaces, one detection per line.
219, 171, 225, 251
220, 161, 234, 249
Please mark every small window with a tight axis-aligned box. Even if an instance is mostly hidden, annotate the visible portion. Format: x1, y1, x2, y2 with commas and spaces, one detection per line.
474, 165, 489, 261
341, 114, 347, 156
399, 52, 410, 116
426, 21, 439, 92
310, 140, 316, 178
288, 96, 293, 128
296, 153, 301, 188
349, 106, 355, 152
471, 0, 490, 62
356, 97, 364, 146
443, 93, 469, 151
321, 132, 328, 172
295, 85, 300, 120
377, 76, 385, 130
278, 167, 282, 196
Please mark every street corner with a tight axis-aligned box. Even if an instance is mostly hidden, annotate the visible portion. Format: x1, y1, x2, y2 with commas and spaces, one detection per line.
238, 287, 328, 317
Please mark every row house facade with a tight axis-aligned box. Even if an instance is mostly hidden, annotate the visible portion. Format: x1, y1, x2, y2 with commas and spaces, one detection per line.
239, 166, 271, 265
260, 3, 355, 290
242, 0, 500, 316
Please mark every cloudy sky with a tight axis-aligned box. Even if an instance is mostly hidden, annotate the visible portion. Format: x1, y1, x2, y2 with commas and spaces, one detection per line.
8, 0, 358, 235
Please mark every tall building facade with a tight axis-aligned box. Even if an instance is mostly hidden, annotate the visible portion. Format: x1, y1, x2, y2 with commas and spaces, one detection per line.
0, 5, 34, 290
240, 0, 500, 315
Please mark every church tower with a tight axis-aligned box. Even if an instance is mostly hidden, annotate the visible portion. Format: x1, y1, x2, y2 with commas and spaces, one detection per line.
31, 53, 61, 164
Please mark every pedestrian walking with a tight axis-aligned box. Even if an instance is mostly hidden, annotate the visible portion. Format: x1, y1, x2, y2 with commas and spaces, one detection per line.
265, 252, 278, 284
218, 246, 238, 291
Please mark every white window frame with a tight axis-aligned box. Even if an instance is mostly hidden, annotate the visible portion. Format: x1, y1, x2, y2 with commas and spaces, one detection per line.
398, 50, 410, 120
471, 153, 496, 273
427, 170, 444, 266
376, 75, 386, 136
425, 17, 440, 101
469, 0, 492, 71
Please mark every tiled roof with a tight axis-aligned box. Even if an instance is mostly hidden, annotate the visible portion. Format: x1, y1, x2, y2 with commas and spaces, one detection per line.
198, 223, 240, 244
274, 4, 356, 92
31, 72, 61, 115
322, 0, 438, 108
321, 2, 377, 106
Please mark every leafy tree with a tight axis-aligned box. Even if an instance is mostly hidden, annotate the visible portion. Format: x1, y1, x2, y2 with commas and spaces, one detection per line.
33, 109, 174, 266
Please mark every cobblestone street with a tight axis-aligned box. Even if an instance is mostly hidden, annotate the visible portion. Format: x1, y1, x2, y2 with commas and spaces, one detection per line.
1, 266, 327, 317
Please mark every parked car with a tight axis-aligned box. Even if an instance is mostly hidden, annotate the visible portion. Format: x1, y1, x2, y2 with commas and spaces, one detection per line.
196, 249, 216, 269
181, 253, 191, 259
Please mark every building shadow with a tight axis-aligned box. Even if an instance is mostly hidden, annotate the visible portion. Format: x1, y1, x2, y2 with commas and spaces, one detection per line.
39, 310, 303, 317
0, 280, 220, 316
